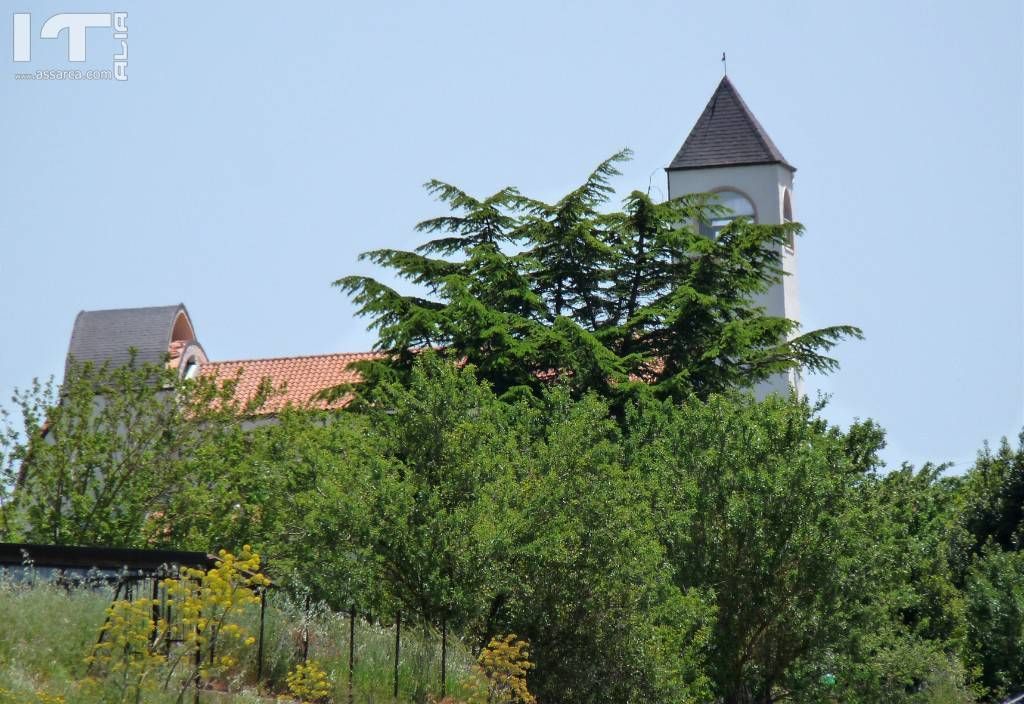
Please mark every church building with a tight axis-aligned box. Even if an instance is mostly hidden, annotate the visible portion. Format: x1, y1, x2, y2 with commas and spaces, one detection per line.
62, 76, 801, 410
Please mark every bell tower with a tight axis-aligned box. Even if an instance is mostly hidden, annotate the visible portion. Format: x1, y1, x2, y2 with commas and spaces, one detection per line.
666, 76, 801, 396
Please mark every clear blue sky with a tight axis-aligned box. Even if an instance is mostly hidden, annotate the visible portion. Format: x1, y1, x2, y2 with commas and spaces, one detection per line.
2, 1, 1021, 471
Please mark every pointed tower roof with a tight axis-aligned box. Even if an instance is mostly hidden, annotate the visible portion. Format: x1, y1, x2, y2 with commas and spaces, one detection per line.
667, 76, 794, 172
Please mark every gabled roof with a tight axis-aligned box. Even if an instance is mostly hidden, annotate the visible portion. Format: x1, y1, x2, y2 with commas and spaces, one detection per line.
200, 352, 384, 414
61, 304, 380, 415
65, 304, 197, 380
667, 76, 794, 172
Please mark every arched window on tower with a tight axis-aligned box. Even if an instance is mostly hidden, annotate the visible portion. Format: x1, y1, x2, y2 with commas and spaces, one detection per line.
782, 189, 795, 251
701, 189, 755, 239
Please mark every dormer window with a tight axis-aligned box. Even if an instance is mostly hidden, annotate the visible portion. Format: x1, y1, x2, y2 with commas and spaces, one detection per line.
183, 358, 200, 380
701, 189, 756, 239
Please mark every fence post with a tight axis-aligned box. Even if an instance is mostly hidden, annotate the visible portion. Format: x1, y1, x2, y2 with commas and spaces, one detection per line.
440, 618, 447, 697
150, 579, 159, 647
348, 606, 356, 704
393, 611, 401, 700
165, 584, 172, 657
256, 588, 266, 685
193, 574, 202, 704
193, 618, 201, 704
302, 594, 310, 664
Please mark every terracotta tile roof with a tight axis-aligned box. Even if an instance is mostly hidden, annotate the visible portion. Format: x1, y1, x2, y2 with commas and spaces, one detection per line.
200, 352, 384, 414
199, 349, 661, 416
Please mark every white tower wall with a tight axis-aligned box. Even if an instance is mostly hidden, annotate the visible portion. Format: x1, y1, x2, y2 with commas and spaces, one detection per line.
667, 163, 802, 397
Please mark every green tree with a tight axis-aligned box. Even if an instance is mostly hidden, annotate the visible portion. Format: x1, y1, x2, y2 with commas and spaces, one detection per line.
836, 465, 975, 704
314, 355, 715, 703
964, 547, 1024, 700
340, 353, 519, 635
487, 389, 714, 704
628, 393, 893, 703
954, 431, 1024, 700
959, 432, 1024, 554
871, 464, 967, 650
161, 407, 386, 611
0, 356, 262, 546
334, 152, 860, 406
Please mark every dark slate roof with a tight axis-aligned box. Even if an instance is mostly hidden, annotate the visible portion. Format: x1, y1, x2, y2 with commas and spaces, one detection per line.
65, 304, 191, 379
667, 76, 794, 172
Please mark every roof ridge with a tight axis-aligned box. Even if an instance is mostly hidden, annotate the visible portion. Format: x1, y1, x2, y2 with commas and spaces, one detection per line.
77, 303, 183, 315
203, 350, 383, 366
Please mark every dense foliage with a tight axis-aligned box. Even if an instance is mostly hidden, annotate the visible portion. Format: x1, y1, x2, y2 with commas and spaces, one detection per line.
0, 356, 267, 546
1, 156, 1020, 703
333, 151, 861, 407
5, 352, 1018, 702
630, 395, 888, 702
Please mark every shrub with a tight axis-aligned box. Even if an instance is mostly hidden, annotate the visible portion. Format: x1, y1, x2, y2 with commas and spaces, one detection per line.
84, 547, 267, 702
286, 660, 332, 703
468, 635, 535, 704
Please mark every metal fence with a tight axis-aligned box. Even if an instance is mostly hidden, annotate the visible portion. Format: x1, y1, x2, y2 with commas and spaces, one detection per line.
0, 542, 451, 701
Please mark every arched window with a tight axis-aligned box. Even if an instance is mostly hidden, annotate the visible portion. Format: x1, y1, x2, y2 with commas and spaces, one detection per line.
702, 189, 755, 239
782, 189, 795, 250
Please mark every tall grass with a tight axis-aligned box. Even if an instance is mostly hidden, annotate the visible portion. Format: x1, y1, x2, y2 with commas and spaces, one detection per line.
0, 574, 113, 702
253, 592, 474, 703
0, 572, 473, 703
